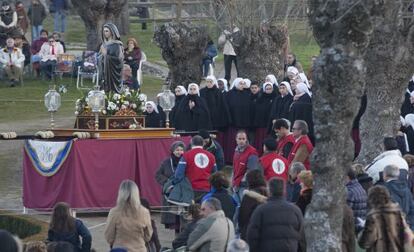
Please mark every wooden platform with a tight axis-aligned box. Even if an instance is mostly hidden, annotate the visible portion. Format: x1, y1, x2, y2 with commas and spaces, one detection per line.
51, 128, 176, 139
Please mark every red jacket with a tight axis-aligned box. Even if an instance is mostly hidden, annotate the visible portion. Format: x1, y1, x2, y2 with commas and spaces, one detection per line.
259, 152, 289, 182
276, 134, 295, 158
183, 147, 216, 191
288, 135, 314, 170
233, 145, 258, 187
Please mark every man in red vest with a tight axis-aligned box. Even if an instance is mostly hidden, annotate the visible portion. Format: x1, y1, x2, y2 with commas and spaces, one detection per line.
232, 130, 258, 203
288, 120, 314, 170
273, 119, 295, 159
174, 135, 217, 202
258, 138, 289, 182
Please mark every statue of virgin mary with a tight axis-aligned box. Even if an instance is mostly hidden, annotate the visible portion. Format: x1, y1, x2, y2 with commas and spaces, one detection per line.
99, 23, 124, 93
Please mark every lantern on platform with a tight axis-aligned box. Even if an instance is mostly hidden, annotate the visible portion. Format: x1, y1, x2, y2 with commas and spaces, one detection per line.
87, 89, 105, 130
44, 86, 61, 129
158, 88, 175, 128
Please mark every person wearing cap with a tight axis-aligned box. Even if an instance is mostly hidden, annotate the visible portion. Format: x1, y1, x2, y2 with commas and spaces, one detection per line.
268, 81, 294, 133
143, 101, 165, 128
199, 129, 225, 171
287, 120, 314, 170
258, 138, 289, 182
0, 37, 25, 86
0, 1, 21, 43
173, 135, 217, 203
169, 85, 187, 127
247, 178, 304, 252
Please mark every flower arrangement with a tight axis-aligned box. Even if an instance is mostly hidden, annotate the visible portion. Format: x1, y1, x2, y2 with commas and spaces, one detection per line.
75, 88, 147, 116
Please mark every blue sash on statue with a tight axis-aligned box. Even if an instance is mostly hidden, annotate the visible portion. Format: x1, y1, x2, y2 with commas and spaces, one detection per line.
24, 140, 72, 177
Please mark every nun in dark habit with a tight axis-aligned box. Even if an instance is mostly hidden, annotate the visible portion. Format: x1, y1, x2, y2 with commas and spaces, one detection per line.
170, 85, 187, 127
289, 82, 315, 144
268, 81, 294, 133
99, 23, 124, 93
401, 76, 414, 117
251, 82, 277, 155
200, 75, 231, 131
143, 101, 166, 128
174, 83, 212, 132
222, 78, 253, 163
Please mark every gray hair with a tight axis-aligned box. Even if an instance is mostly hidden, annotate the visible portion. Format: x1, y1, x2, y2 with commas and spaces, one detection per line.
290, 162, 305, 175
203, 197, 222, 211
116, 180, 141, 215
383, 164, 400, 179
227, 239, 249, 252
294, 120, 309, 135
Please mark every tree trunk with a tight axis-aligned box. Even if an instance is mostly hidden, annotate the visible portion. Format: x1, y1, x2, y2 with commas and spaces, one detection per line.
153, 22, 208, 90
72, 0, 128, 50
232, 25, 288, 82
358, 1, 414, 163
115, 3, 130, 35
306, 0, 374, 250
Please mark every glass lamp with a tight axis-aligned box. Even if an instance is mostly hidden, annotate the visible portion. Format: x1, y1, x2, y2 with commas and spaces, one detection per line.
87, 90, 105, 130
158, 89, 175, 128
44, 87, 61, 129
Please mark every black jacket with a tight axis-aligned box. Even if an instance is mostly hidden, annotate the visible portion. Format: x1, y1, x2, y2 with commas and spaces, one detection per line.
385, 179, 414, 229
247, 197, 304, 252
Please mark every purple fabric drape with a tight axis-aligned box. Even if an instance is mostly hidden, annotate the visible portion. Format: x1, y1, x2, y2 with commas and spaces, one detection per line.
23, 137, 190, 209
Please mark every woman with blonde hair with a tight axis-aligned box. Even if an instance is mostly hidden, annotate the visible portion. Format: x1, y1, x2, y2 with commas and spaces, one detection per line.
295, 170, 313, 215
105, 179, 153, 252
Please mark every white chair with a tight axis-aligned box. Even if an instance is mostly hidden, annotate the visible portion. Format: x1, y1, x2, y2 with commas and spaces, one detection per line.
137, 51, 147, 87
76, 51, 99, 90
208, 55, 218, 76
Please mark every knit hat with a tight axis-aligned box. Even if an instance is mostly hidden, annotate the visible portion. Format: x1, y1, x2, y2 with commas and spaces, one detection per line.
263, 138, 277, 151
170, 141, 185, 153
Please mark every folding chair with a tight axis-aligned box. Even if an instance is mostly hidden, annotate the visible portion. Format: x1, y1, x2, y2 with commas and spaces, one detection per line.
76, 51, 99, 90
137, 51, 146, 87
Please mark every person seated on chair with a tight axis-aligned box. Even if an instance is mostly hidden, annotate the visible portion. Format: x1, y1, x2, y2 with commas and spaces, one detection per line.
14, 34, 30, 67
0, 1, 22, 46
201, 38, 218, 78
124, 37, 141, 88
121, 63, 139, 90
39, 35, 63, 80
52, 32, 66, 52
0, 37, 25, 87
30, 29, 48, 77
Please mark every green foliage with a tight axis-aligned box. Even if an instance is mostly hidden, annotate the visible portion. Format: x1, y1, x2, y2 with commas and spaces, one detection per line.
0, 215, 41, 239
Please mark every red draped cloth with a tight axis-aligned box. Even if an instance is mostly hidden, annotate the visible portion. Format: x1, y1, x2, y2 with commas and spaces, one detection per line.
23, 137, 189, 209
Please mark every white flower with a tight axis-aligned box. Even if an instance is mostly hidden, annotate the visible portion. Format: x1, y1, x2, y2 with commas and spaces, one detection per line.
74, 111, 79, 115
107, 102, 117, 110
102, 110, 107, 115
131, 103, 137, 109
75, 105, 79, 110
138, 94, 147, 102
129, 124, 137, 129
76, 99, 81, 105
85, 97, 89, 103
121, 105, 127, 110
113, 94, 121, 100
123, 100, 130, 106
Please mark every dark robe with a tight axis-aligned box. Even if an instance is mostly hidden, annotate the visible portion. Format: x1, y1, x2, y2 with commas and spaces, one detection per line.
352, 93, 367, 159
174, 94, 212, 132
289, 93, 315, 143
404, 126, 414, 155
144, 108, 166, 128
200, 86, 231, 130
401, 80, 414, 117
252, 92, 277, 128
226, 89, 252, 128
267, 93, 294, 133
170, 94, 185, 127
100, 41, 123, 93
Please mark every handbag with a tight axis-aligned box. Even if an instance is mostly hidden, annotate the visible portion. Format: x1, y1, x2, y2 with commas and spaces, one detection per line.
402, 215, 414, 252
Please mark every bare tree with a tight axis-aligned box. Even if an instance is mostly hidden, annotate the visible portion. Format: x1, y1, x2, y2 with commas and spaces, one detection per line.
153, 22, 209, 89
358, 1, 414, 163
306, 0, 373, 250
71, 0, 128, 50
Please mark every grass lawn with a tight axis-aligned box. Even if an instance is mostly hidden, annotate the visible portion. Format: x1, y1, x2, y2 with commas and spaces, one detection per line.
0, 75, 164, 124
